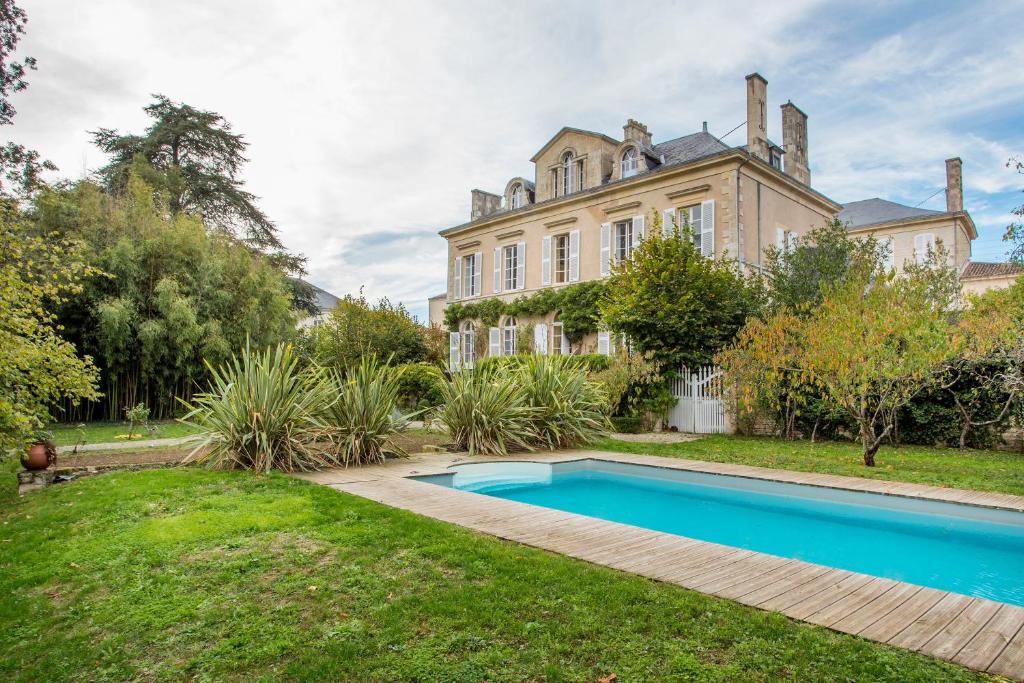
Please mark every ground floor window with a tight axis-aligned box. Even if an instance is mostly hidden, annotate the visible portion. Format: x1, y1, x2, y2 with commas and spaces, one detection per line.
461, 322, 474, 367
503, 317, 517, 356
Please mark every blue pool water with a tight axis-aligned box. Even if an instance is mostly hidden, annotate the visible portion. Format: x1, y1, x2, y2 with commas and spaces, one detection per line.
415, 459, 1024, 606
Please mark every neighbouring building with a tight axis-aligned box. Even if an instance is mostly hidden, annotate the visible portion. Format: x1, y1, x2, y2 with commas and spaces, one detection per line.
295, 279, 341, 328
432, 73, 1018, 368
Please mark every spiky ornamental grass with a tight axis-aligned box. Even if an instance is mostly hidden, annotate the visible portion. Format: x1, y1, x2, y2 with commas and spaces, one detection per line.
323, 355, 410, 466
181, 343, 339, 473
518, 354, 611, 449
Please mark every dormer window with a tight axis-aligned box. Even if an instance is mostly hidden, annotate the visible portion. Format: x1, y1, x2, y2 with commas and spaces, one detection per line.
509, 183, 524, 209
621, 147, 639, 178
769, 148, 783, 170
562, 152, 576, 195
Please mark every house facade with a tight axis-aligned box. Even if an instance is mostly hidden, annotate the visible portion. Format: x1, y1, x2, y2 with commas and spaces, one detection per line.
433, 73, 1017, 368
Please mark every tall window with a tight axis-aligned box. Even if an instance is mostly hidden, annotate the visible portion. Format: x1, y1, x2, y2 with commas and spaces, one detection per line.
461, 253, 479, 297
562, 152, 575, 195
502, 317, 517, 356
678, 204, 703, 251
614, 219, 634, 263
553, 233, 570, 283
509, 183, 523, 210
461, 321, 475, 367
621, 147, 639, 178
551, 315, 568, 355
502, 244, 519, 290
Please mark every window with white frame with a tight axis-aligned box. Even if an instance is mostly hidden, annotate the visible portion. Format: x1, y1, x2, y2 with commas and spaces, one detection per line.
461, 321, 475, 367
678, 204, 703, 250
562, 152, 575, 195
914, 233, 936, 265
553, 233, 570, 283
509, 183, 524, 210
461, 253, 480, 297
502, 244, 519, 290
502, 317, 517, 356
614, 219, 634, 264
551, 315, 569, 355
621, 147, 639, 178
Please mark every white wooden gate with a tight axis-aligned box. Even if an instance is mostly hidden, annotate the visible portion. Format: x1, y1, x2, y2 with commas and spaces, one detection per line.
668, 365, 726, 434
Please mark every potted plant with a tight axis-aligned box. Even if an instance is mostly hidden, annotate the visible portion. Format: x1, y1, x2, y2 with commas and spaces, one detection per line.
21, 429, 58, 471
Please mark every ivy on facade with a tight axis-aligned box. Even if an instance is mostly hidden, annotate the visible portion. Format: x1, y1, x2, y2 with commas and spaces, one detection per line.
444, 280, 606, 343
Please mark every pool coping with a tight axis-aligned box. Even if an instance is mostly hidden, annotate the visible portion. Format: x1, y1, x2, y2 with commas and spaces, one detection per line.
294, 449, 1024, 679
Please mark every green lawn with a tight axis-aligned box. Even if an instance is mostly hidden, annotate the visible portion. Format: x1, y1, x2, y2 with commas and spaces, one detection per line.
592, 435, 1024, 496
0, 467, 996, 682
46, 420, 201, 447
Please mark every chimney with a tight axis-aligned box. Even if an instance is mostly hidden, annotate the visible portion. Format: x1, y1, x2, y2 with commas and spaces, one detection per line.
945, 157, 963, 213
780, 101, 810, 185
745, 73, 769, 162
470, 189, 502, 220
623, 119, 652, 147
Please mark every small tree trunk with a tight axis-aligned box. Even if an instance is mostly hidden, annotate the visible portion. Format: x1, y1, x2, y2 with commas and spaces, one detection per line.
810, 417, 819, 444
859, 418, 880, 467
863, 443, 878, 467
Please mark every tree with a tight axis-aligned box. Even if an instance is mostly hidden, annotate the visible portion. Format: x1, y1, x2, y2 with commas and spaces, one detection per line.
0, 207, 100, 451
599, 211, 761, 369
301, 292, 427, 370
37, 175, 298, 419
92, 96, 287, 255
1006, 157, 1023, 264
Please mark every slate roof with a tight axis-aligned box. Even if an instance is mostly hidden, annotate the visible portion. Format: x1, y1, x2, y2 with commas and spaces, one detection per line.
960, 261, 1023, 280
293, 278, 340, 312
653, 132, 731, 167
838, 198, 944, 229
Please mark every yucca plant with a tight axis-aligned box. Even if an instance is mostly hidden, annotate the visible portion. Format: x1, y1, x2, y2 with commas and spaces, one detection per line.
517, 354, 611, 449
322, 355, 410, 466
181, 343, 337, 472
438, 366, 538, 456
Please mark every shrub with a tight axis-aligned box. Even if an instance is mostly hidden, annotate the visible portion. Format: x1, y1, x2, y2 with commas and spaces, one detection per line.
437, 366, 538, 456
517, 355, 610, 449
322, 356, 409, 466
610, 416, 643, 433
394, 362, 445, 410
124, 403, 150, 438
181, 343, 337, 472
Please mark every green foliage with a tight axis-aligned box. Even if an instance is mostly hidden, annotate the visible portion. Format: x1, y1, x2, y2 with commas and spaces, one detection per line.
588, 350, 667, 423
761, 218, 881, 316
322, 356, 408, 466
0, 209, 100, 453
394, 362, 445, 410
609, 415, 644, 433
436, 365, 537, 456
515, 354, 610, 449
124, 403, 150, 439
443, 280, 606, 343
38, 177, 298, 420
181, 343, 338, 473
302, 292, 427, 371
600, 211, 760, 369
1006, 157, 1023, 265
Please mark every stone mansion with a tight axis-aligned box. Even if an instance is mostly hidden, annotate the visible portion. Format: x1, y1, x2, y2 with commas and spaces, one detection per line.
429, 73, 1019, 367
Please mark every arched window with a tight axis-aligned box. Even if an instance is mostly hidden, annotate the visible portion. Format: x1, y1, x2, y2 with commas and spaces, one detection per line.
551, 313, 568, 355
562, 151, 576, 195
621, 147, 639, 178
509, 182, 523, 210
502, 316, 517, 356
461, 321, 475, 367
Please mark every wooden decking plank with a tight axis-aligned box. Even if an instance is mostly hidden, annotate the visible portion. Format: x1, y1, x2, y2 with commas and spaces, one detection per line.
922, 599, 1004, 660
989, 622, 1024, 679
755, 569, 853, 612
888, 593, 974, 650
715, 559, 819, 601
691, 556, 795, 594
857, 587, 948, 642
830, 582, 924, 635
782, 573, 877, 621
805, 578, 900, 628
662, 548, 754, 584
731, 563, 833, 605
954, 604, 1024, 671
673, 550, 761, 587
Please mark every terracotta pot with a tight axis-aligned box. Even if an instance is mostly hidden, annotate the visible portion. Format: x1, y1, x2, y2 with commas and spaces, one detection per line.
21, 442, 51, 471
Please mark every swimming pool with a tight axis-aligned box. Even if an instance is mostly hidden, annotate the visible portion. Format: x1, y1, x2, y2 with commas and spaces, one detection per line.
415, 459, 1024, 606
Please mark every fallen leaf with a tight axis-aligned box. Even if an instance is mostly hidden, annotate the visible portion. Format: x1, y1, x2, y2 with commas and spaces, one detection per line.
598, 674, 617, 683
307, 585, 317, 592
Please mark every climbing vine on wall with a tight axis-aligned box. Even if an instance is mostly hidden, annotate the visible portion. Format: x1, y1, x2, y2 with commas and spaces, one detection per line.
444, 280, 606, 343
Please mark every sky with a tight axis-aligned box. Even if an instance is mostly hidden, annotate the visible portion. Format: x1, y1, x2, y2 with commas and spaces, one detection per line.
9, 0, 1024, 322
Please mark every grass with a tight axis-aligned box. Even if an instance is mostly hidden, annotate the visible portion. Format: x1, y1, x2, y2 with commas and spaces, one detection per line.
46, 420, 202, 447
591, 435, 1024, 496
0, 467, 999, 682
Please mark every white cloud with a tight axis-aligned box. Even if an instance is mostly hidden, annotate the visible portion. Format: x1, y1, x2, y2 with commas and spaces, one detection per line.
9, 0, 1023, 320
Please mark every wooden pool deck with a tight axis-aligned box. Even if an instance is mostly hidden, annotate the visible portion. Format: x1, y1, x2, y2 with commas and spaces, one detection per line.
295, 449, 1024, 679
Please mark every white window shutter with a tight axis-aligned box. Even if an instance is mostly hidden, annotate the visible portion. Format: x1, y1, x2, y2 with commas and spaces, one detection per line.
560, 328, 569, 354
472, 252, 482, 295
787, 231, 798, 251
541, 236, 551, 286
489, 327, 500, 357
568, 230, 580, 282
597, 331, 610, 355
662, 208, 675, 237
453, 257, 462, 300
493, 247, 502, 294
449, 332, 460, 369
701, 200, 715, 257
882, 236, 895, 270
632, 214, 644, 247
534, 323, 548, 354
464, 328, 474, 368
600, 222, 611, 276
776, 227, 785, 250
516, 241, 526, 290
914, 233, 935, 265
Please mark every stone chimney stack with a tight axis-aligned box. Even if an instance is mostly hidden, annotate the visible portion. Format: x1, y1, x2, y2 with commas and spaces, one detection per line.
745, 73, 769, 162
781, 101, 810, 185
623, 119, 652, 147
945, 157, 963, 213
470, 189, 502, 220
